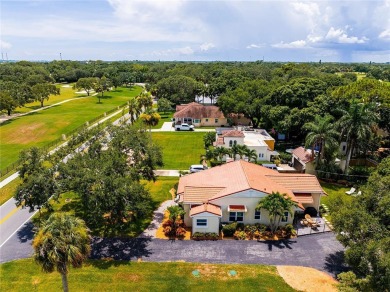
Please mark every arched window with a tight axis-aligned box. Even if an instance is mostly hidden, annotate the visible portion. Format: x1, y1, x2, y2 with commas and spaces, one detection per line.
229, 140, 233, 147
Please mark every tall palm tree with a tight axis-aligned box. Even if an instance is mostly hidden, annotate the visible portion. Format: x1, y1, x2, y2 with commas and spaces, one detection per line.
137, 91, 153, 112
304, 115, 339, 163
336, 102, 378, 174
256, 192, 297, 234
128, 97, 140, 124
244, 148, 258, 162
33, 213, 90, 292
214, 147, 228, 162
236, 144, 249, 160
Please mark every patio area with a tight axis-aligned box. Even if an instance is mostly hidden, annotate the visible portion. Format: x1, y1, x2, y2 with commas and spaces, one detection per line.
294, 217, 332, 236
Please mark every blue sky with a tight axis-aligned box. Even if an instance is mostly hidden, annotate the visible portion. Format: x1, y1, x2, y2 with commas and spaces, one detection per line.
1, 0, 389, 62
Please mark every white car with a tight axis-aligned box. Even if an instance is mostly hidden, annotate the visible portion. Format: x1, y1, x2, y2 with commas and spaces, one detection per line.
175, 123, 194, 131
189, 164, 207, 173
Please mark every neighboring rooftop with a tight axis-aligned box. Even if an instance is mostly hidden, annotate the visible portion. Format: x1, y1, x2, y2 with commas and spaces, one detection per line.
293, 146, 315, 164
174, 102, 225, 119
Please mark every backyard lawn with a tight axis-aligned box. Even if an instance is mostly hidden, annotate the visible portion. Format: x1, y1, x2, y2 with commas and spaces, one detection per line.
0, 86, 143, 171
0, 259, 295, 292
152, 132, 205, 169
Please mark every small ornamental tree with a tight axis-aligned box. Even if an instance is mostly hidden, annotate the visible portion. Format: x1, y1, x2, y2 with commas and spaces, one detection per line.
33, 213, 91, 292
256, 192, 298, 234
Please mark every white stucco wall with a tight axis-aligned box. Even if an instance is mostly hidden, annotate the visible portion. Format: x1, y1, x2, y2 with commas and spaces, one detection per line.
210, 190, 294, 225
191, 213, 220, 234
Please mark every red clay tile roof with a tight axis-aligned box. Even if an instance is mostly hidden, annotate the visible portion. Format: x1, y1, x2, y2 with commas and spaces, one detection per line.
174, 102, 225, 119
228, 205, 247, 212
177, 160, 325, 209
292, 147, 315, 164
221, 130, 245, 138
190, 203, 222, 217
294, 193, 314, 204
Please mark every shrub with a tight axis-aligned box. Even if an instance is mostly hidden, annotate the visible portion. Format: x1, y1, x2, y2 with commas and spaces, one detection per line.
253, 230, 261, 240
255, 223, 267, 232
163, 226, 173, 237
176, 226, 187, 238
222, 222, 237, 237
245, 225, 257, 239
192, 232, 219, 241
236, 222, 245, 230
162, 219, 173, 228
283, 224, 296, 238
233, 230, 247, 240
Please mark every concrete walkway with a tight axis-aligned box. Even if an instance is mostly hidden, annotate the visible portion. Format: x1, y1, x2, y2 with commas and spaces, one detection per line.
139, 200, 175, 238
154, 170, 181, 177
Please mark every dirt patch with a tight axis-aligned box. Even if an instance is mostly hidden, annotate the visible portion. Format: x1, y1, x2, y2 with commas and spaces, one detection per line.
277, 266, 338, 292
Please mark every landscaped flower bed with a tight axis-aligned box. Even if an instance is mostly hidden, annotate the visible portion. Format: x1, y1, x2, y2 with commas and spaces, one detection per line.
222, 223, 296, 240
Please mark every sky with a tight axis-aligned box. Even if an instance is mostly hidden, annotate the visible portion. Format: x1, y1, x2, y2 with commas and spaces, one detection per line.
1, 0, 389, 62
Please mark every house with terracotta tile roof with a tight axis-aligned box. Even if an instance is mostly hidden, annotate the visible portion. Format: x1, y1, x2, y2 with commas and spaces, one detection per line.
177, 160, 326, 234
214, 128, 278, 161
292, 146, 316, 174
173, 102, 228, 127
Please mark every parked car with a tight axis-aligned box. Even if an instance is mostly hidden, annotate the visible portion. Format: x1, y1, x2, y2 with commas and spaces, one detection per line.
189, 164, 207, 173
175, 123, 194, 131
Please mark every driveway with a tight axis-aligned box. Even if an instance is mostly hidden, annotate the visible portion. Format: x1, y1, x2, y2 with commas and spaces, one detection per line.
0, 222, 346, 277
90, 233, 346, 277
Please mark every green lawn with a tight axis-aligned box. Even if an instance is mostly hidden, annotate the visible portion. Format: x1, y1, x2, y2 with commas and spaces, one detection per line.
151, 111, 174, 129
0, 177, 21, 205
320, 182, 353, 222
13, 85, 82, 114
0, 259, 295, 292
0, 86, 142, 171
143, 176, 179, 204
152, 132, 205, 169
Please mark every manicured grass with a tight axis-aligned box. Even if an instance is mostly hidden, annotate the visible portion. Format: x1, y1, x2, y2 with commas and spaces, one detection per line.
13, 85, 82, 114
0, 86, 143, 171
0, 177, 21, 205
143, 176, 179, 205
0, 259, 295, 292
152, 132, 205, 169
151, 112, 174, 129
320, 182, 353, 222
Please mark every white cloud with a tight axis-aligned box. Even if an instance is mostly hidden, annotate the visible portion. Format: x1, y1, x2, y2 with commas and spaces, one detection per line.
307, 34, 323, 43
325, 27, 368, 44
0, 40, 12, 50
292, 2, 320, 18
272, 40, 307, 49
246, 44, 265, 49
200, 42, 215, 51
149, 46, 194, 57
379, 29, 390, 40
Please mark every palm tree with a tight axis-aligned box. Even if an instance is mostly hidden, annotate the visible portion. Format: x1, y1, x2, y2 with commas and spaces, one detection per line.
244, 148, 258, 162
214, 147, 228, 162
33, 213, 90, 292
236, 144, 249, 160
139, 108, 161, 131
137, 91, 153, 112
336, 103, 378, 174
128, 97, 140, 124
256, 192, 298, 234
230, 144, 240, 161
304, 115, 339, 163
